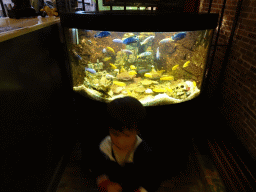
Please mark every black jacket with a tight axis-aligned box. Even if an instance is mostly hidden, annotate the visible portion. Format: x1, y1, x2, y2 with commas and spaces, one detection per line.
90, 135, 162, 192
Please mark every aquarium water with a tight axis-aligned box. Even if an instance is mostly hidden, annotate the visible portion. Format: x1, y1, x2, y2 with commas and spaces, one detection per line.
67, 29, 213, 106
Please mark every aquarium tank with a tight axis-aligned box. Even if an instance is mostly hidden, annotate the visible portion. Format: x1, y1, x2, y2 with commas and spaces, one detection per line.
61, 11, 219, 106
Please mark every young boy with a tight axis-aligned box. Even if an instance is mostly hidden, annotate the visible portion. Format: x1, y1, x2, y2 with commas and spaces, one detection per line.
90, 96, 162, 192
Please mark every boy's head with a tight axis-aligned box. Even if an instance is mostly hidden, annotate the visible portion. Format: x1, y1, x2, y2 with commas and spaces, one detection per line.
106, 96, 146, 151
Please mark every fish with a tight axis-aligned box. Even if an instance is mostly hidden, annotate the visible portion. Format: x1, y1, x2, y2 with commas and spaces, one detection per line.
102, 48, 107, 53
158, 70, 166, 74
106, 47, 115, 55
160, 76, 174, 81
130, 65, 136, 70
172, 64, 179, 71
137, 69, 150, 77
156, 47, 160, 60
72, 50, 82, 60
113, 39, 123, 43
123, 36, 139, 45
85, 67, 96, 74
144, 73, 152, 78
127, 90, 132, 95
137, 51, 152, 58
171, 32, 186, 41
183, 61, 190, 68
128, 70, 137, 76
153, 88, 167, 93
121, 49, 133, 55
109, 63, 117, 69
106, 74, 116, 79
94, 31, 111, 38
113, 81, 126, 86
159, 38, 172, 44
120, 66, 126, 73
193, 81, 197, 87
103, 57, 112, 62
140, 36, 155, 45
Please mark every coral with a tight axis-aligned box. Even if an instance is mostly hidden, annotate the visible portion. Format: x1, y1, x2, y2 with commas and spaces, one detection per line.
116, 71, 134, 81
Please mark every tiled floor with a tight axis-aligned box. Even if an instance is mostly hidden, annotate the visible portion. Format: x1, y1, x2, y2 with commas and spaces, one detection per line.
56, 142, 226, 192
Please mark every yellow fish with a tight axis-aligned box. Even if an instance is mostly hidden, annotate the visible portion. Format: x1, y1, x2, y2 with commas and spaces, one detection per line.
172, 64, 179, 71
113, 81, 126, 86
144, 73, 152, 78
104, 57, 112, 62
128, 70, 137, 76
193, 81, 196, 87
160, 76, 174, 81
120, 66, 126, 73
109, 63, 117, 69
127, 90, 132, 95
130, 65, 136, 70
183, 61, 190, 68
153, 88, 167, 92
107, 47, 115, 55
158, 70, 165, 74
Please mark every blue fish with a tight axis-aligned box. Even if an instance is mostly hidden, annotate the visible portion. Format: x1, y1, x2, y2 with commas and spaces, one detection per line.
94, 31, 111, 38
171, 32, 186, 41
113, 39, 123, 43
137, 69, 151, 77
159, 38, 171, 44
121, 49, 133, 55
137, 51, 152, 58
156, 47, 160, 60
72, 50, 82, 60
123, 36, 139, 45
85, 67, 96, 74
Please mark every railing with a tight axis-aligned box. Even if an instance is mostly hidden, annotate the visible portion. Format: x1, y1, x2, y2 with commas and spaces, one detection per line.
208, 139, 256, 192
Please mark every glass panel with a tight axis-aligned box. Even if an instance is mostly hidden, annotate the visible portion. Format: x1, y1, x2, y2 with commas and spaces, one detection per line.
66, 29, 213, 106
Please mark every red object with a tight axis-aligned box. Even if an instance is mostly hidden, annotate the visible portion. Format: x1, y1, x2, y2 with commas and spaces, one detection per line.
98, 179, 112, 192
134, 189, 141, 192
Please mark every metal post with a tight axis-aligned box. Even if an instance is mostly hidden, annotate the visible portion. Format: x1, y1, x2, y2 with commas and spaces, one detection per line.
208, 0, 214, 13
217, 0, 244, 99
203, 0, 227, 98
0, 0, 7, 17
95, 0, 99, 12
82, 0, 85, 11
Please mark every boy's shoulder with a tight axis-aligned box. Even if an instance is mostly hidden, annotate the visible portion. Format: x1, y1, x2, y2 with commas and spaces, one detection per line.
98, 135, 152, 162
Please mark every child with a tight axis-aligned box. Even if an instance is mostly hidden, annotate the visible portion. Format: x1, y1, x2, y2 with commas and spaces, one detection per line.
90, 96, 162, 192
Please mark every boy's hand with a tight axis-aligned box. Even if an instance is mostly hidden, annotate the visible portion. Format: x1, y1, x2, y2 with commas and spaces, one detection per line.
107, 182, 122, 192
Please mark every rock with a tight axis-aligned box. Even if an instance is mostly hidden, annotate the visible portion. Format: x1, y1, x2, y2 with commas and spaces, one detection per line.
112, 85, 124, 94
135, 86, 146, 93
117, 71, 134, 81
140, 79, 158, 87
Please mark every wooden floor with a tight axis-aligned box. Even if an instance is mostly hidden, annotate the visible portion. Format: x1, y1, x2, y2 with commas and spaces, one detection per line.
56, 142, 227, 192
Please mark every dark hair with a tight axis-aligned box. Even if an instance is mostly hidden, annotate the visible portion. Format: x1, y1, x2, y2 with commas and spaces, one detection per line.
106, 96, 146, 133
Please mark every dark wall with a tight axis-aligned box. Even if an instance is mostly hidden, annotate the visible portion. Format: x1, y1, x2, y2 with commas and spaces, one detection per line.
0, 24, 74, 191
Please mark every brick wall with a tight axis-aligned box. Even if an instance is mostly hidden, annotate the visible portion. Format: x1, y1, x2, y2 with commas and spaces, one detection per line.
200, 0, 256, 160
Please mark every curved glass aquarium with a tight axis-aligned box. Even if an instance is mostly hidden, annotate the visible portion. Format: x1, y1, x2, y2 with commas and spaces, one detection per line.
61, 12, 219, 106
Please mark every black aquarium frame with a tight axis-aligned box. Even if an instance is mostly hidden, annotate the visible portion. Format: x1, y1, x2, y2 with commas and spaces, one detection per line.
102, 0, 160, 6
60, 11, 219, 32
60, 11, 219, 103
